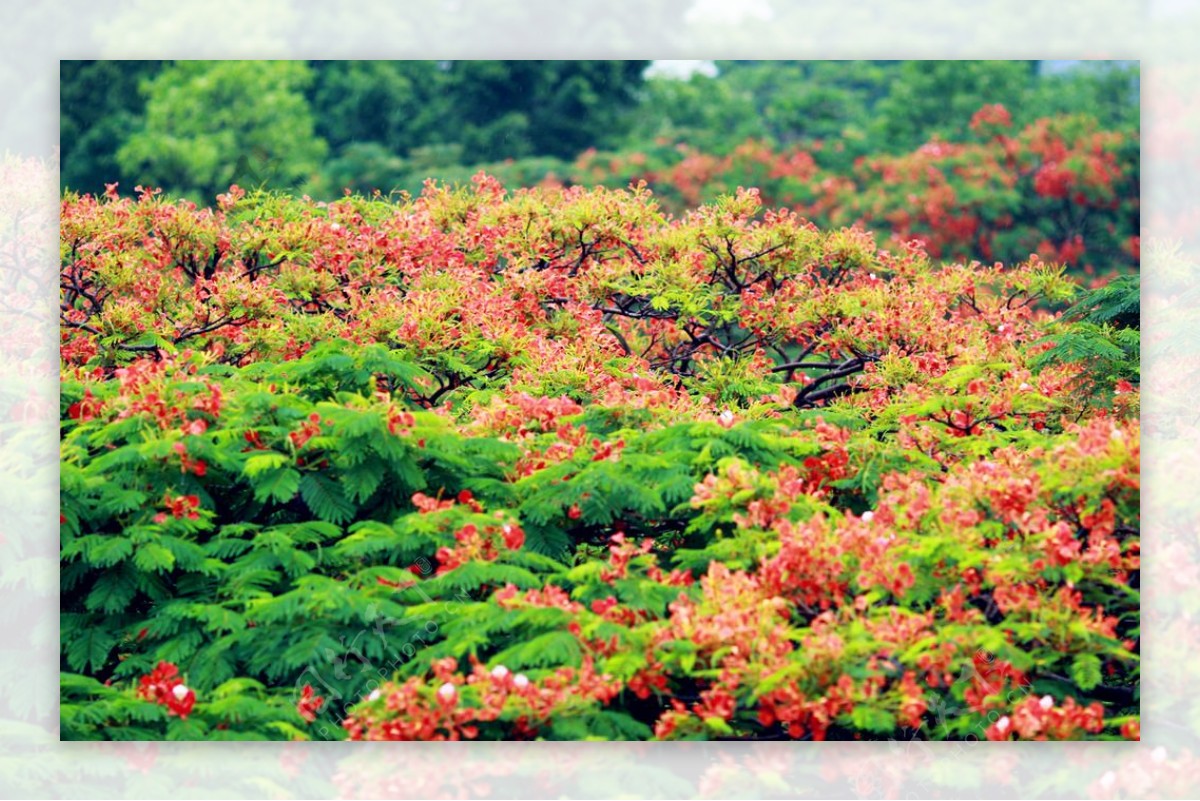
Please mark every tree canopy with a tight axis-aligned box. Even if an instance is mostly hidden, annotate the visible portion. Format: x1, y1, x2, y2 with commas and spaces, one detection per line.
115, 60, 327, 200
60, 59, 1138, 202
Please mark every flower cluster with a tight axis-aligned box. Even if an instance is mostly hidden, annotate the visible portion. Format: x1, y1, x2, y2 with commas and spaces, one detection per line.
296, 684, 324, 723
136, 662, 196, 719
154, 493, 200, 523
985, 695, 1105, 740
60, 162, 1137, 743
342, 657, 621, 741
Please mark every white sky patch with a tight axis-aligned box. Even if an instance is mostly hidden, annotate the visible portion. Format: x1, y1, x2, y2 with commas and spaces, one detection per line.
644, 60, 719, 80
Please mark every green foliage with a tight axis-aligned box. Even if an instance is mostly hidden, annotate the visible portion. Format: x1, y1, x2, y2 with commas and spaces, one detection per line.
59, 344, 815, 737
872, 61, 1037, 150
629, 60, 894, 155
61, 671, 303, 741
307, 61, 446, 156
60, 60, 163, 196
1065, 274, 1140, 330
1032, 274, 1140, 400
61, 60, 1137, 201
116, 60, 328, 201
437, 61, 650, 162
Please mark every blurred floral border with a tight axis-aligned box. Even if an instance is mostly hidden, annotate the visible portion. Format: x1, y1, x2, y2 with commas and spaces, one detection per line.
2, 0, 1196, 797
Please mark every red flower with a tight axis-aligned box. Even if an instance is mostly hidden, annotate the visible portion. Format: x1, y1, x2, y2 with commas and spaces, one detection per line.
412, 492, 454, 514
501, 523, 525, 550
590, 596, 618, 616
986, 695, 1105, 740
289, 416, 323, 449
297, 684, 324, 723
67, 390, 102, 422
137, 661, 195, 720
159, 493, 201, 521
969, 103, 1013, 134
167, 684, 196, 719
387, 409, 416, 435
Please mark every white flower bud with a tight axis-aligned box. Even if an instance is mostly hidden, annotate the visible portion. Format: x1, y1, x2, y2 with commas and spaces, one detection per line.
437, 682, 457, 701
172, 684, 190, 700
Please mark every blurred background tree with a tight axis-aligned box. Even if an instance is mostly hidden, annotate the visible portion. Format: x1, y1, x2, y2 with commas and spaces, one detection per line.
60, 59, 1138, 201
441, 60, 650, 160
60, 60, 163, 195
114, 60, 327, 201
870, 60, 1039, 149
625, 60, 895, 152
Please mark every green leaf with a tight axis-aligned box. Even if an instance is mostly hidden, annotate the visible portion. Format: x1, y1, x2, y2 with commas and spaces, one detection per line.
86, 568, 137, 614
704, 716, 734, 736
244, 452, 290, 476
492, 630, 582, 669
583, 710, 653, 740
133, 542, 176, 573
97, 488, 150, 516
166, 717, 209, 741
252, 467, 301, 504
65, 627, 116, 673
341, 458, 385, 503
299, 473, 356, 525
88, 536, 134, 567
159, 536, 207, 571
849, 706, 897, 734
1070, 654, 1103, 691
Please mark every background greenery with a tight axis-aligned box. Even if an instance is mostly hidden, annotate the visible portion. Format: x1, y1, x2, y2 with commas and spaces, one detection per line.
61, 59, 1139, 202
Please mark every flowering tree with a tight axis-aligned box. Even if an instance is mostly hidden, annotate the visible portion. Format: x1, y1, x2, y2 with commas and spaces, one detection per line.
563, 109, 1138, 280
60, 174, 1138, 740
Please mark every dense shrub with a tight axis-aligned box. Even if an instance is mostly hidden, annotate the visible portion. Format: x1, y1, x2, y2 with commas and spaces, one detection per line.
60, 177, 1138, 740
